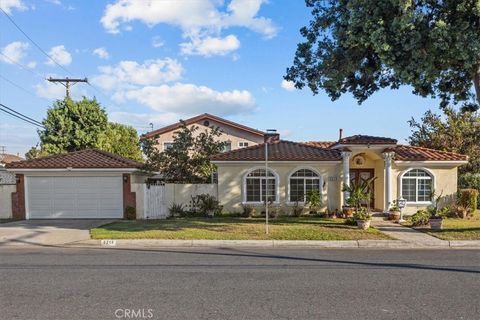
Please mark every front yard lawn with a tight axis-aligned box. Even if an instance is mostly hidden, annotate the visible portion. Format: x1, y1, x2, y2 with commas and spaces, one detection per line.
91, 217, 390, 240
422, 212, 480, 240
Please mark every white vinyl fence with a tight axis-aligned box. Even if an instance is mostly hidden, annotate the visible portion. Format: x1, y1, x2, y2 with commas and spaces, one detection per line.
143, 183, 217, 219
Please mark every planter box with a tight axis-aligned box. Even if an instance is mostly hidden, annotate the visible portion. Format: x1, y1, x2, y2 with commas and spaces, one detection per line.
429, 218, 443, 230
356, 220, 371, 230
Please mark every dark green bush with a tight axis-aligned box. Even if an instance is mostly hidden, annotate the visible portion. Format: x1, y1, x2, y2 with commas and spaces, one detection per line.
241, 204, 255, 218
124, 206, 136, 220
344, 217, 357, 226
459, 174, 480, 209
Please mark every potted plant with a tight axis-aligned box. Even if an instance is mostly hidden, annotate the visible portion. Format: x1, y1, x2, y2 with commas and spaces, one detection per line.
428, 191, 448, 230
342, 176, 376, 218
305, 190, 322, 215
388, 200, 401, 221
353, 207, 372, 229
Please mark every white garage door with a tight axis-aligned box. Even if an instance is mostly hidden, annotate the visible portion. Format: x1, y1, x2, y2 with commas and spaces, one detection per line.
26, 176, 123, 219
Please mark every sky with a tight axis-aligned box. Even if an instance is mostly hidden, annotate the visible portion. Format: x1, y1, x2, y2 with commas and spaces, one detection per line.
0, 0, 443, 156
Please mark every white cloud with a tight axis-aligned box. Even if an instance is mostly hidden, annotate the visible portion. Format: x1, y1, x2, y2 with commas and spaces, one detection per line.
180, 34, 240, 56
91, 58, 183, 91
115, 83, 255, 116
0, 0, 27, 13
100, 0, 277, 56
93, 47, 109, 59
0, 41, 29, 64
151, 36, 164, 48
46, 45, 72, 66
281, 79, 296, 92
26, 61, 36, 68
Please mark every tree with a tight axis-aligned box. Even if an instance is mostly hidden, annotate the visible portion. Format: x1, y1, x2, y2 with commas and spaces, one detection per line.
408, 106, 480, 174
27, 97, 143, 161
96, 123, 143, 162
141, 121, 226, 183
285, 0, 480, 111
40, 97, 108, 154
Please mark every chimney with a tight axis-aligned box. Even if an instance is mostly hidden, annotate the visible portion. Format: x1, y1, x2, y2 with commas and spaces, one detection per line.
264, 129, 280, 143
339, 128, 343, 141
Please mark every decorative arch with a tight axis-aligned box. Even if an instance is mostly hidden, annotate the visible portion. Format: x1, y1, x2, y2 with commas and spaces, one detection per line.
242, 167, 279, 204
398, 167, 436, 203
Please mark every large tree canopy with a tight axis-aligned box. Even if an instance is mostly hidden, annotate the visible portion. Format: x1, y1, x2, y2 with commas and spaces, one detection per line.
28, 97, 143, 161
141, 122, 226, 183
286, 0, 480, 110
408, 107, 480, 174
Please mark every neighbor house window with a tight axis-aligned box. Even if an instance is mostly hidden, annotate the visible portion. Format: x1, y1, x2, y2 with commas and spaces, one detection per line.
401, 169, 432, 202
289, 169, 321, 202
163, 142, 174, 151
239, 141, 249, 148
244, 169, 277, 202
223, 142, 232, 152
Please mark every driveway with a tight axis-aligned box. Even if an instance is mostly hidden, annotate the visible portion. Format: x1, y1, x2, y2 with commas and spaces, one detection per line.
0, 220, 116, 247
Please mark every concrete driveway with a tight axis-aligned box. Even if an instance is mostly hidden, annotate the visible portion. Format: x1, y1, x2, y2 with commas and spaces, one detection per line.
0, 220, 116, 247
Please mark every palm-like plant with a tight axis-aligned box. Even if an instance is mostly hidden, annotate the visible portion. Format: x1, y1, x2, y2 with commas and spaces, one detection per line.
342, 177, 377, 212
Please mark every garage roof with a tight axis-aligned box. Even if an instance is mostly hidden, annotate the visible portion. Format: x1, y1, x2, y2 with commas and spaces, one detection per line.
5, 149, 143, 169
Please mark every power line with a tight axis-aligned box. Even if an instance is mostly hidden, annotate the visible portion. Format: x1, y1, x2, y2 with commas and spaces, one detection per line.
0, 7, 73, 76
0, 52, 46, 80
0, 74, 39, 98
0, 103, 43, 126
0, 103, 45, 128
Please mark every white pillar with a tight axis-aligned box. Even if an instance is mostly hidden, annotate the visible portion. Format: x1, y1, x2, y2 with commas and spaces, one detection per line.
341, 151, 351, 206
383, 152, 395, 211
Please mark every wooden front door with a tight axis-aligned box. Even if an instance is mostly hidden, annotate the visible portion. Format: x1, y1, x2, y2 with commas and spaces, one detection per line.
349, 169, 375, 208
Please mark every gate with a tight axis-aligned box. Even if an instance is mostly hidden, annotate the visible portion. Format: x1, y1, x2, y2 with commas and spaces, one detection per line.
144, 183, 168, 219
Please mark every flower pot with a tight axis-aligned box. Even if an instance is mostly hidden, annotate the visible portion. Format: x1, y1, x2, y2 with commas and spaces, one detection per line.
356, 220, 371, 230
429, 218, 443, 230
342, 206, 354, 218
389, 211, 400, 222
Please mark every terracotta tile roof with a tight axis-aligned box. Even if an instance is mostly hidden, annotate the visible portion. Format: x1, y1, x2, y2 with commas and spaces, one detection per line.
211, 140, 342, 161
336, 135, 397, 145
0, 153, 23, 164
303, 141, 337, 148
6, 149, 143, 169
388, 145, 468, 162
144, 113, 265, 138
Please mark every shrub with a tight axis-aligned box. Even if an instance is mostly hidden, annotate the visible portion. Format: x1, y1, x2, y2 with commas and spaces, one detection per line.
410, 210, 430, 226
353, 207, 371, 221
241, 204, 255, 218
124, 206, 136, 220
306, 190, 322, 213
291, 201, 304, 217
191, 194, 222, 216
168, 203, 184, 218
344, 217, 357, 226
459, 174, 480, 209
458, 189, 479, 214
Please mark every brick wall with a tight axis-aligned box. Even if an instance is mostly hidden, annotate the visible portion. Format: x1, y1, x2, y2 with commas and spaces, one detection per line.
11, 174, 25, 220
123, 174, 136, 218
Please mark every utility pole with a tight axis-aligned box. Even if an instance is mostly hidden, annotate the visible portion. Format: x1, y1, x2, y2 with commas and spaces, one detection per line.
47, 77, 88, 98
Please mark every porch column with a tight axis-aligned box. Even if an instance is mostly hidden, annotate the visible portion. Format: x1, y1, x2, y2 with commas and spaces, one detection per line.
341, 151, 351, 206
382, 152, 395, 211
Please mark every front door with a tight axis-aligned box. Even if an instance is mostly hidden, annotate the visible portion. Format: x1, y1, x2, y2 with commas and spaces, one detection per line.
349, 169, 375, 208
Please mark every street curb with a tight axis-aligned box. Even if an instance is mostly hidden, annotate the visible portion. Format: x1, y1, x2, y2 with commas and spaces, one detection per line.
63, 239, 480, 249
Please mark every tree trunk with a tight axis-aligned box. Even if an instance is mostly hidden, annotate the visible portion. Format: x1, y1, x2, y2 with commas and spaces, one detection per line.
474, 64, 480, 106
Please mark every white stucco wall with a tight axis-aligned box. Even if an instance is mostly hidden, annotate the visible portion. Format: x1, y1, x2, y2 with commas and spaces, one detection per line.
0, 185, 15, 219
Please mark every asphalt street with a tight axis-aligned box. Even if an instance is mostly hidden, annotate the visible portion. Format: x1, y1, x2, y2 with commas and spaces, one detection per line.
0, 247, 479, 320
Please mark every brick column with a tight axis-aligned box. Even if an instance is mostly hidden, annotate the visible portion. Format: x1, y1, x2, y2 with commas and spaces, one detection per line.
11, 174, 26, 220
122, 174, 136, 218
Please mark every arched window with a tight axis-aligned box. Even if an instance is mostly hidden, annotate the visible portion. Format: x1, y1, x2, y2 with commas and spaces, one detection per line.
401, 169, 433, 202
289, 169, 321, 202
244, 169, 277, 203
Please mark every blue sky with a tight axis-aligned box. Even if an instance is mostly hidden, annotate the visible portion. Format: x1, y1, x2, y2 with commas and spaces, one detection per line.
0, 0, 441, 156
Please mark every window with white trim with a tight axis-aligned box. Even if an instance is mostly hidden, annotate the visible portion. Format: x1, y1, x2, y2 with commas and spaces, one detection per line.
163, 142, 174, 151
239, 141, 249, 148
401, 169, 432, 202
289, 169, 321, 202
245, 169, 277, 202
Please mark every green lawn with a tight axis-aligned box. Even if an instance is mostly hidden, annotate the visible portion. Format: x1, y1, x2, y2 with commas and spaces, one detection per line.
91, 217, 390, 240
423, 212, 480, 240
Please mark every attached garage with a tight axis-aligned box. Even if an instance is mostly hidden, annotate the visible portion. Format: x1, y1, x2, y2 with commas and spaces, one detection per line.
6, 149, 143, 220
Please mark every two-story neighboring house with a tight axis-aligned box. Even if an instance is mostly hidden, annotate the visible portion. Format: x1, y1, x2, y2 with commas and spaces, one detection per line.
143, 113, 265, 152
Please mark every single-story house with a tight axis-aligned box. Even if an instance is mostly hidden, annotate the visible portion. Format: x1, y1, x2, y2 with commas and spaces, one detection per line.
211, 132, 468, 215
5, 149, 145, 219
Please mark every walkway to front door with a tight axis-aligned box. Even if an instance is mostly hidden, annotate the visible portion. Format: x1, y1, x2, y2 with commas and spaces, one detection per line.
350, 169, 375, 208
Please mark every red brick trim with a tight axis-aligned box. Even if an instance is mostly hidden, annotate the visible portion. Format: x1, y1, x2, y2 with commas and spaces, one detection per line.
11, 174, 26, 220
122, 174, 136, 218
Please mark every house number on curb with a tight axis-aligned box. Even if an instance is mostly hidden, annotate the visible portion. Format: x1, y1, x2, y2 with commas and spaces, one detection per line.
101, 240, 117, 246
